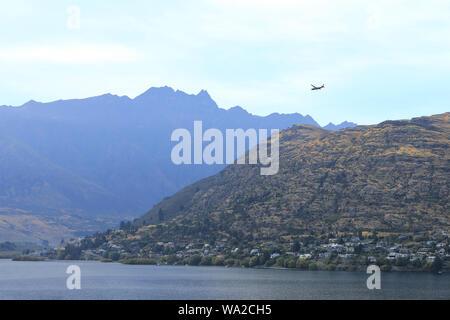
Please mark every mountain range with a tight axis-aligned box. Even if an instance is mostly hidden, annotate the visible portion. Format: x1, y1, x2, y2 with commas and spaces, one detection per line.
0, 86, 355, 243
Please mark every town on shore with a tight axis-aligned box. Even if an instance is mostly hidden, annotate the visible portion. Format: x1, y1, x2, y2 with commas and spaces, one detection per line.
2, 229, 448, 273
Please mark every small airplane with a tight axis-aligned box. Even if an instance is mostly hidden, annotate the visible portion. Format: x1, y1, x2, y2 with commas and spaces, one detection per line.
311, 84, 325, 91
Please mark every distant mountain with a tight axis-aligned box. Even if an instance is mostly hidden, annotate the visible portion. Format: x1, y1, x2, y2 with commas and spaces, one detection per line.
323, 121, 357, 130
134, 113, 449, 244
0, 86, 352, 243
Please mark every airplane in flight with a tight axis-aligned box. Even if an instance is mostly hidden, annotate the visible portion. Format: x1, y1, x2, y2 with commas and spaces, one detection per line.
311, 84, 325, 91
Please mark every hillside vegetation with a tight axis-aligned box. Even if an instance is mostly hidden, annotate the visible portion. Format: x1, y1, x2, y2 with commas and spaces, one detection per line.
135, 112, 449, 243
56, 113, 449, 272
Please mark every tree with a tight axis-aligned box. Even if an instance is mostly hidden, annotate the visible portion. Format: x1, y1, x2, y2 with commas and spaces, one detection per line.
166, 254, 178, 265
200, 256, 213, 266
249, 256, 259, 267
188, 255, 202, 266
264, 259, 276, 267
430, 257, 443, 273
109, 251, 120, 261
308, 262, 318, 271
63, 244, 82, 260
380, 264, 391, 272
241, 257, 251, 268
296, 258, 309, 270
286, 258, 297, 268
213, 257, 225, 266
56, 249, 65, 260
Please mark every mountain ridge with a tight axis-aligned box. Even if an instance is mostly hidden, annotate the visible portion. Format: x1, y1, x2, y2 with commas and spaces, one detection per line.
323, 121, 357, 131
0, 86, 356, 243
135, 112, 449, 243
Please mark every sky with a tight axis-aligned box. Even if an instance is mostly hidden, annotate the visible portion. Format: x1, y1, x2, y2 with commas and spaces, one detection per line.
0, 0, 449, 125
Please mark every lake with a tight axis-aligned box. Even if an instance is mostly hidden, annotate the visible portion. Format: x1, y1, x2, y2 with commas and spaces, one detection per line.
0, 259, 448, 299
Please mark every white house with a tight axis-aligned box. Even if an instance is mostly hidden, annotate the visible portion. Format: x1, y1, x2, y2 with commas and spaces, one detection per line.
270, 253, 280, 259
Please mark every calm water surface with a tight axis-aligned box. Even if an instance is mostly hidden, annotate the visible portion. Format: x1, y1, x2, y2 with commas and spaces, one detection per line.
0, 259, 448, 299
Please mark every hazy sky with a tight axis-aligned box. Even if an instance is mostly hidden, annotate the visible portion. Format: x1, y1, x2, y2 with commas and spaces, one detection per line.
1, 0, 449, 125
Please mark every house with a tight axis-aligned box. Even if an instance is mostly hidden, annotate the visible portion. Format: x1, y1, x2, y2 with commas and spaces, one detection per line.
270, 253, 280, 259
368, 256, 377, 263
327, 243, 345, 253
361, 239, 374, 245
250, 249, 259, 255
387, 252, 408, 260
387, 253, 398, 260
185, 243, 194, 249
351, 237, 360, 243
409, 254, 424, 261
426, 256, 436, 262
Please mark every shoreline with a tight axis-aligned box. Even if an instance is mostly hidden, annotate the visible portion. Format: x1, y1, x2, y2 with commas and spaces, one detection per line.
2, 258, 446, 274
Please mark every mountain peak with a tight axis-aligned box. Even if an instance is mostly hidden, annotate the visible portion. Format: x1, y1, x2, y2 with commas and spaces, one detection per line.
195, 89, 218, 109
135, 86, 175, 101
323, 121, 357, 131
228, 106, 248, 114
134, 87, 218, 109
197, 89, 210, 98
21, 99, 40, 108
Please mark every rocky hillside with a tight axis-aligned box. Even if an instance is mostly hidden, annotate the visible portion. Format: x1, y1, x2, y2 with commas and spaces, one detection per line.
134, 113, 449, 243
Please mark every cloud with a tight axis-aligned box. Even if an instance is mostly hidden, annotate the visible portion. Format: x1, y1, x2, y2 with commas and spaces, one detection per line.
0, 44, 139, 64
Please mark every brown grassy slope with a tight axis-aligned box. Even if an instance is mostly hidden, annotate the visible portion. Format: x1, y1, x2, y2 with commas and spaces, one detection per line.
136, 113, 449, 241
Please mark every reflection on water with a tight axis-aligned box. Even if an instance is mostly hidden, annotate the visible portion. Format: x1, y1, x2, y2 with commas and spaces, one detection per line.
0, 259, 448, 300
